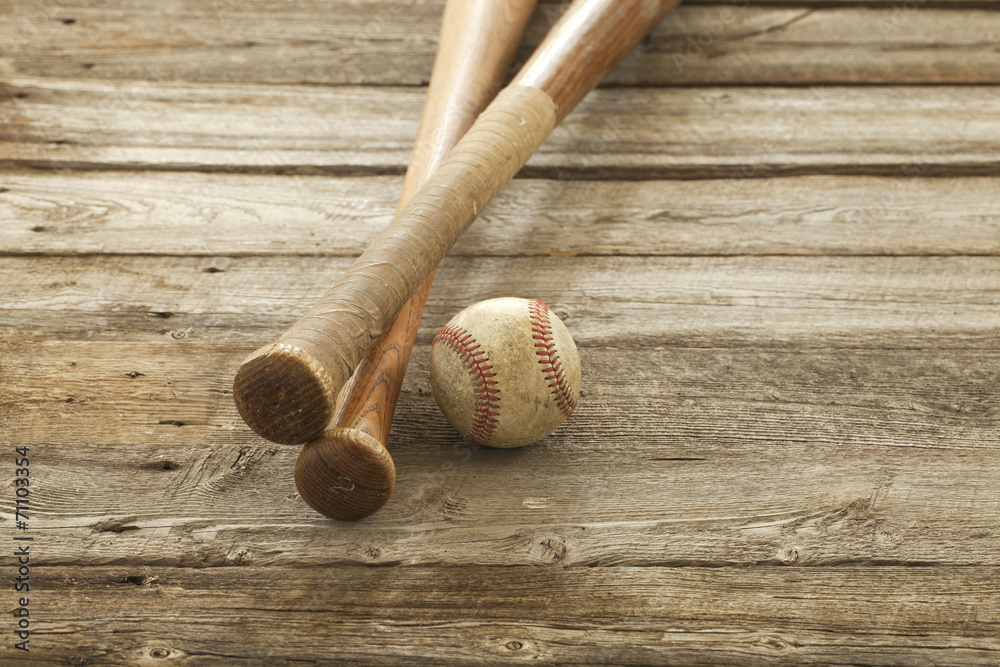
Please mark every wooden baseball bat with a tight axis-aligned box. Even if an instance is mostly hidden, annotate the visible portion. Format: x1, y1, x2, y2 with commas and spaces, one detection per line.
291, 0, 538, 520
234, 0, 680, 449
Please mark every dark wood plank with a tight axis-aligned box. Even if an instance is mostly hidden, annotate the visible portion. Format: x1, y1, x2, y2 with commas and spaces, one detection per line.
3, 335, 997, 567
4, 171, 999, 257
2, 565, 996, 665
4, 3, 999, 85
4, 82, 999, 178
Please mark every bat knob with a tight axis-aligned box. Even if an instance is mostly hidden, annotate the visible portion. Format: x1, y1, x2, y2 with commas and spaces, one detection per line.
294, 428, 396, 521
233, 343, 337, 445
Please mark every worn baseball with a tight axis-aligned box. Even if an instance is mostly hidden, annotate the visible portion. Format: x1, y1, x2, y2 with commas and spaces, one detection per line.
430, 297, 581, 448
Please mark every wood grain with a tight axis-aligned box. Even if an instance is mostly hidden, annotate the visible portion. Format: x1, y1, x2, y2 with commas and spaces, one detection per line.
4, 3, 1000, 85
4, 81, 999, 178
2, 0, 998, 662
3, 254, 995, 567
3, 338, 998, 567
3, 171, 999, 257
0, 566, 996, 664
1, 255, 997, 347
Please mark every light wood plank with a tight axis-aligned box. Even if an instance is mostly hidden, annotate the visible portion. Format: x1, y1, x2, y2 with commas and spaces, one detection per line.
3, 171, 999, 257
3, 3, 999, 85
1, 566, 996, 665
3, 82, 999, 178
1, 255, 997, 348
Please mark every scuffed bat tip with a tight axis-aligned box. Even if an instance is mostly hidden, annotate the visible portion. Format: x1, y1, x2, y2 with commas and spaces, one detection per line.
295, 428, 395, 521
233, 343, 335, 446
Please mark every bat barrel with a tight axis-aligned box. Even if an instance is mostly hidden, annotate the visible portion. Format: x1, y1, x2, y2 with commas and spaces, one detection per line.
515, 0, 680, 119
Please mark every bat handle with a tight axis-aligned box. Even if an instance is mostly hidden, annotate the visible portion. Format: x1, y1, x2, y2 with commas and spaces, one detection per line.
294, 427, 396, 521
233, 84, 558, 447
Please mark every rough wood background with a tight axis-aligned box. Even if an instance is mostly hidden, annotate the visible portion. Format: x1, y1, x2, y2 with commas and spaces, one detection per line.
1, 0, 998, 664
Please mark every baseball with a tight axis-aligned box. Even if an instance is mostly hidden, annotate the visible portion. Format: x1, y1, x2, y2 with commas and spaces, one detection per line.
430, 297, 581, 448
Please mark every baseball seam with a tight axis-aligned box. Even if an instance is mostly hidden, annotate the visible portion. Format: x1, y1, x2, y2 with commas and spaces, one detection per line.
529, 300, 577, 417
433, 324, 499, 446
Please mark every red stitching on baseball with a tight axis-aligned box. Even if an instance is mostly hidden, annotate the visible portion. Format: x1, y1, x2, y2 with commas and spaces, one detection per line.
433, 324, 500, 446
528, 300, 577, 417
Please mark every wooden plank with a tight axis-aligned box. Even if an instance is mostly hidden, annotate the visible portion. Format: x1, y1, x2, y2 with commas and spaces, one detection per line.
1, 255, 997, 348
2, 565, 997, 664
7, 341, 999, 449
3, 3, 999, 85
4, 171, 1000, 257
3, 82, 999, 178
3, 339, 997, 567
615, 7, 1000, 85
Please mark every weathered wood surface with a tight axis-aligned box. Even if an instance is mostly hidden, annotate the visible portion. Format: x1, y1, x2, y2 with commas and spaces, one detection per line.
2, 255, 998, 347
1, 0, 998, 664
2, 249, 997, 574
4, 81, 999, 178
1, 566, 997, 665
4, 172, 1000, 256
2, 255, 996, 566
4, 2, 1000, 85
4, 342, 999, 567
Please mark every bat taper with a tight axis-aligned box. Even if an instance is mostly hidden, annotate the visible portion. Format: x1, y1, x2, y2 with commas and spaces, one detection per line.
234, 0, 680, 452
